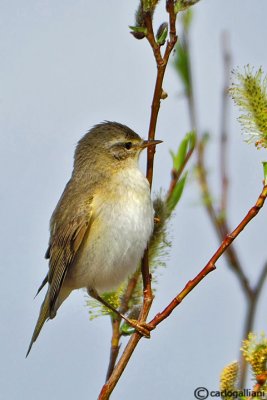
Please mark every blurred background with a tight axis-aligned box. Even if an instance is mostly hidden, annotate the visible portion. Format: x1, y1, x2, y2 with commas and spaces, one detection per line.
1, 1, 267, 398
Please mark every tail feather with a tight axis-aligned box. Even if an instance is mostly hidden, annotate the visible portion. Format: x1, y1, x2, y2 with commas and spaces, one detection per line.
26, 292, 50, 357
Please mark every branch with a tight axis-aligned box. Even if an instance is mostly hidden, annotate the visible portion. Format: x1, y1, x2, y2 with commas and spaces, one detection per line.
105, 271, 140, 380
105, 319, 121, 381
142, 1, 177, 320
220, 31, 231, 214
98, 333, 143, 400
148, 184, 267, 328
98, 3, 178, 398
100, 182, 267, 399
197, 139, 253, 298
180, 23, 253, 299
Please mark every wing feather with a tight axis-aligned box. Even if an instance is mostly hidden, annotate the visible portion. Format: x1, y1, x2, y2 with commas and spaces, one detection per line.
48, 214, 90, 312
27, 179, 96, 356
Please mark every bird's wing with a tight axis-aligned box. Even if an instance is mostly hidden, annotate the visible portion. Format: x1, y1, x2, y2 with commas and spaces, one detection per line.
27, 207, 92, 357
35, 212, 91, 302
47, 213, 91, 313
27, 193, 92, 356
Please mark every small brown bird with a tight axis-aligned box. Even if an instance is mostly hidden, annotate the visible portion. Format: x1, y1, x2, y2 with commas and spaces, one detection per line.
27, 121, 162, 356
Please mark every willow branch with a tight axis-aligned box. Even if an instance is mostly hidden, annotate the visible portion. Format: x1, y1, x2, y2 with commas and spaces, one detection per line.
197, 139, 253, 297
98, 333, 143, 400
105, 271, 140, 380
148, 184, 267, 328
142, 1, 177, 321
220, 31, 231, 214
105, 319, 121, 381
182, 27, 253, 299
100, 183, 267, 399
98, 3, 177, 399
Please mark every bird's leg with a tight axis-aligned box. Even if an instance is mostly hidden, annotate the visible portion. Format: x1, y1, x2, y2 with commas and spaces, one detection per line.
88, 288, 154, 338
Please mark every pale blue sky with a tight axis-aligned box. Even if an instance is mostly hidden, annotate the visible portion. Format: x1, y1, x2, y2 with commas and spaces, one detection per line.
1, 1, 267, 399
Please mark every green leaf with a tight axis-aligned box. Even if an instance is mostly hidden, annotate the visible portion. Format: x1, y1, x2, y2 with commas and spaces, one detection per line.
174, 0, 201, 13
262, 161, 267, 184
129, 25, 147, 35
175, 138, 188, 169
167, 172, 188, 212
182, 9, 193, 31
170, 131, 196, 170
186, 130, 196, 151
173, 40, 191, 96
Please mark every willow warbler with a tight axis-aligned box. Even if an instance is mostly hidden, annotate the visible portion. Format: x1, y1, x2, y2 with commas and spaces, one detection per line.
27, 121, 161, 355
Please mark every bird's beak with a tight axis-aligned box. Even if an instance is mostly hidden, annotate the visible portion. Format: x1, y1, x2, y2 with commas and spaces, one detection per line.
140, 139, 163, 149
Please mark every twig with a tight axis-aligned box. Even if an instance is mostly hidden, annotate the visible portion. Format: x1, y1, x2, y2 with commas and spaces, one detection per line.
105, 271, 140, 379
119, 270, 140, 315
142, 0, 177, 320
99, 180, 267, 399
220, 31, 231, 214
189, 30, 267, 388
98, 3, 177, 398
148, 185, 267, 328
98, 333, 143, 400
105, 319, 121, 381
105, 114, 195, 379
197, 139, 253, 298
181, 26, 253, 299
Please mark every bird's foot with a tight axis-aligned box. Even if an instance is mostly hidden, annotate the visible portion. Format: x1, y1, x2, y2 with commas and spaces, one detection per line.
88, 288, 155, 338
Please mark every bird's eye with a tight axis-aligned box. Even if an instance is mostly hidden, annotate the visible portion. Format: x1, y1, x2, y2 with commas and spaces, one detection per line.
124, 142, 133, 150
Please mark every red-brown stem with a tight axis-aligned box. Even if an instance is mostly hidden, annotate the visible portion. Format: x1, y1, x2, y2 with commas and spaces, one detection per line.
220, 31, 231, 214
119, 270, 140, 314
99, 179, 267, 399
197, 139, 253, 298
98, 334, 143, 400
181, 23, 253, 300
98, 3, 177, 398
142, 3, 177, 319
105, 271, 140, 380
148, 185, 267, 328
105, 319, 121, 381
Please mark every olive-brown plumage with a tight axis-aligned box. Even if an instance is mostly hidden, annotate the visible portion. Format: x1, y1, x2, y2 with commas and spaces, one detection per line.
27, 122, 161, 356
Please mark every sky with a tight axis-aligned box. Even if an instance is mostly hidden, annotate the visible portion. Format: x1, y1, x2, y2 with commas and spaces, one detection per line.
1, 1, 267, 399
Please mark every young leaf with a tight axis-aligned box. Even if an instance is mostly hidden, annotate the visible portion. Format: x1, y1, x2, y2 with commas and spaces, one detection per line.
170, 131, 196, 171
263, 162, 267, 185
167, 172, 188, 212
173, 40, 191, 96
174, 0, 201, 13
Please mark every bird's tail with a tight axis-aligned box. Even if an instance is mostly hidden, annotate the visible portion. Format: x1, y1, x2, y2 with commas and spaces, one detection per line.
26, 292, 50, 357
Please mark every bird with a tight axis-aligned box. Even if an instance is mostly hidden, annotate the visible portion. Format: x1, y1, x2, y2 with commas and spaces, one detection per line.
27, 121, 162, 356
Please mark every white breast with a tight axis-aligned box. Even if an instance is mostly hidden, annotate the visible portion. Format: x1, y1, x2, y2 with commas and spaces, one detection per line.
67, 167, 154, 293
